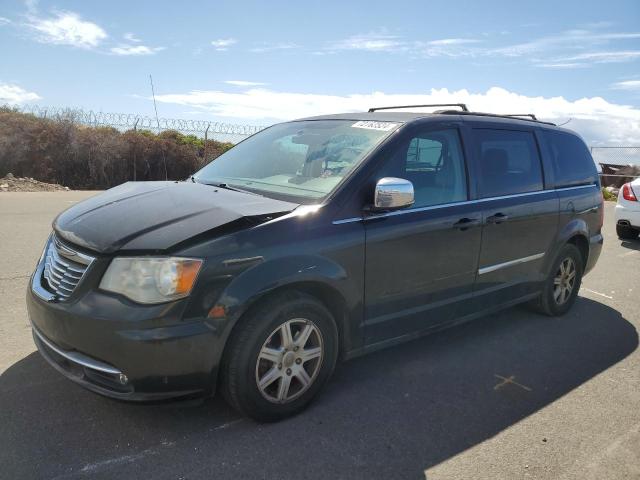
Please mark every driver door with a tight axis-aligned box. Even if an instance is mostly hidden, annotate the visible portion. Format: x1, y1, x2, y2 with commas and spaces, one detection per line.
363, 125, 482, 345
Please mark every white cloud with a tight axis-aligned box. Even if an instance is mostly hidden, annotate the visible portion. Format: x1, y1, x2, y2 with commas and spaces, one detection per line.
249, 42, 298, 53
123, 32, 141, 43
420, 40, 482, 58
426, 38, 480, 46
0, 16, 11, 26
496, 31, 639, 56
328, 33, 406, 52
555, 51, 640, 63
224, 80, 268, 86
110, 44, 164, 56
537, 62, 588, 69
321, 27, 640, 67
26, 11, 107, 49
153, 86, 640, 145
0, 82, 41, 104
211, 38, 236, 51
611, 80, 640, 90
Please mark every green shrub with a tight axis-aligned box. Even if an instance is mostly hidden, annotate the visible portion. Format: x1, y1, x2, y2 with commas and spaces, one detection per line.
0, 110, 234, 189
602, 187, 617, 201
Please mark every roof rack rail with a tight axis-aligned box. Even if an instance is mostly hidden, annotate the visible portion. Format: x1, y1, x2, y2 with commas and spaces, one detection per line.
437, 110, 556, 126
368, 103, 468, 113
503, 113, 538, 120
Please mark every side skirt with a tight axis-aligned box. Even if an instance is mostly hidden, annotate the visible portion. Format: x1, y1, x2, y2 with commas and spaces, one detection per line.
343, 292, 540, 361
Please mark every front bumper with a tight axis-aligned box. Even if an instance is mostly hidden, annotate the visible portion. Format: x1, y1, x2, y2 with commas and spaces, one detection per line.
27, 272, 221, 401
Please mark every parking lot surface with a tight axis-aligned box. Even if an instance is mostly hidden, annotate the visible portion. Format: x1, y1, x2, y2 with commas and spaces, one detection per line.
1, 191, 638, 479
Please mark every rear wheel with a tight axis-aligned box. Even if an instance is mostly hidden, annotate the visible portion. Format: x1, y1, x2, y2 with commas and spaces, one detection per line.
531, 244, 584, 316
616, 224, 638, 240
221, 291, 338, 422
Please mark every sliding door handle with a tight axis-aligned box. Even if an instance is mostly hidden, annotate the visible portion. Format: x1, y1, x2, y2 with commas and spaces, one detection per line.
486, 213, 509, 224
453, 217, 481, 230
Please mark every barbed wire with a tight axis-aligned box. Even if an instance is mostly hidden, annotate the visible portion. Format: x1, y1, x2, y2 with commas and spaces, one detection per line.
5, 104, 267, 138
5, 104, 640, 157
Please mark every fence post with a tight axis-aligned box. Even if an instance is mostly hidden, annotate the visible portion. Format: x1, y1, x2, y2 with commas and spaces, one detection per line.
133, 118, 139, 181
204, 122, 211, 164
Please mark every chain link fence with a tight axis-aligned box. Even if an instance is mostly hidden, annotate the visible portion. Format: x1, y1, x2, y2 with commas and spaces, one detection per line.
6, 103, 640, 175
591, 147, 640, 188
8, 104, 267, 144
591, 146, 640, 166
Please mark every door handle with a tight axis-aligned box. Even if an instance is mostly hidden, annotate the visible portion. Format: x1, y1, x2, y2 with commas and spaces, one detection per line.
486, 212, 509, 224
452, 217, 481, 230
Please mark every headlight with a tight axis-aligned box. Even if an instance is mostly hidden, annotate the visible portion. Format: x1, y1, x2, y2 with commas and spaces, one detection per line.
100, 257, 203, 304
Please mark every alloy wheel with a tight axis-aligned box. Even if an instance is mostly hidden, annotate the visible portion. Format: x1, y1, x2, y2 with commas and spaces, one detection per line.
553, 257, 576, 305
255, 318, 324, 404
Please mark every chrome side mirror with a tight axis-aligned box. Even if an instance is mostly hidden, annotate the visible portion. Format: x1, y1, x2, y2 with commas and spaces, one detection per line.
373, 177, 414, 211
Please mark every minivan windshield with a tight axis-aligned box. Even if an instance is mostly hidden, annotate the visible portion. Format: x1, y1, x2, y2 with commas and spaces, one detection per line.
193, 120, 400, 203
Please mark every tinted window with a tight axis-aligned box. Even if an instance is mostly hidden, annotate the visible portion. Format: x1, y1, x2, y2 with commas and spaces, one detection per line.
195, 120, 397, 203
382, 128, 467, 208
544, 130, 597, 188
475, 129, 543, 198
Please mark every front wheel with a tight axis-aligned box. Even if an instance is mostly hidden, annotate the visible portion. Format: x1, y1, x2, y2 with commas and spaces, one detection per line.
531, 244, 584, 316
221, 291, 338, 422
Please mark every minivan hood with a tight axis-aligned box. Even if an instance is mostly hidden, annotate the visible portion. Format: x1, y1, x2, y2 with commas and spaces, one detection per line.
54, 181, 299, 254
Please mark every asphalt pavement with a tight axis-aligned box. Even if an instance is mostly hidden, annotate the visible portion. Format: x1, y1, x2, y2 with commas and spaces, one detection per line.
0, 192, 638, 479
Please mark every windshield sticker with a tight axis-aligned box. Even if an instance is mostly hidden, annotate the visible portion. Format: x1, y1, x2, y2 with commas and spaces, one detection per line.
351, 121, 399, 131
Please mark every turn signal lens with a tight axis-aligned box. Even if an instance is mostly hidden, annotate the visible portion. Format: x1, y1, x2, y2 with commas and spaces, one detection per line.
175, 261, 202, 294
622, 183, 638, 202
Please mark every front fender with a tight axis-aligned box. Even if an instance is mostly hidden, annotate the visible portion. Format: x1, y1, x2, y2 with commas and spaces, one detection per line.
203, 254, 362, 382
220, 254, 352, 321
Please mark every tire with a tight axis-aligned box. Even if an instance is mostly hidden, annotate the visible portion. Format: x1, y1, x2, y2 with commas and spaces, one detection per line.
220, 290, 339, 422
616, 224, 638, 240
530, 244, 584, 317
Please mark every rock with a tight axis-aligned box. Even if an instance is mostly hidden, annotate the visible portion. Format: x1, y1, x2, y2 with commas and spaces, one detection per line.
5, 173, 14, 179
0, 183, 8, 188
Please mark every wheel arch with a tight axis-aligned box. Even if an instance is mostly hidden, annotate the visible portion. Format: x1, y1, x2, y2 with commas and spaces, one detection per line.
213, 279, 352, 392
547, 218, 590, 274
566, 233, 589, 268
208, 253, 362, 392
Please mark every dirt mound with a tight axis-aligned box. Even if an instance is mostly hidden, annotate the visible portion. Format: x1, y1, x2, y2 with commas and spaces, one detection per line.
0, 173, 69, 192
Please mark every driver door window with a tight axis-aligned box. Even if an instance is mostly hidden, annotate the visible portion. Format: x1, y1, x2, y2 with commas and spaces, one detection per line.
387, 128, 468, 208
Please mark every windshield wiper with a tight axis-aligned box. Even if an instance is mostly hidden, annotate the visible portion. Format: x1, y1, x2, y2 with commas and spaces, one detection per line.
201, 181, 263, 197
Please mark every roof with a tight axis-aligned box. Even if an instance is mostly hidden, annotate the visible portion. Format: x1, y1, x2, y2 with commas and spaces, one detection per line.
296, 110, 563, 129
297, 111, 429, 123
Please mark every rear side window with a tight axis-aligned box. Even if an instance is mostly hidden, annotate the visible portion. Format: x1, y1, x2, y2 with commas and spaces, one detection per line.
544, 130, 597, 188
474, 129, 544, 198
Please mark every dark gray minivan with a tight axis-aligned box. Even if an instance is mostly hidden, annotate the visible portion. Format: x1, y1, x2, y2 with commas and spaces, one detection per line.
27, 104, 603, 421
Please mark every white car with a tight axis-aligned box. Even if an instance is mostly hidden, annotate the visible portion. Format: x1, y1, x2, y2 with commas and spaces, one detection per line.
615, 178, 640, 239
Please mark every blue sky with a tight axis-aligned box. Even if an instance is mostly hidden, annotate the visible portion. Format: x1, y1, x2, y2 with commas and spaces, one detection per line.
1, 0, 639, 144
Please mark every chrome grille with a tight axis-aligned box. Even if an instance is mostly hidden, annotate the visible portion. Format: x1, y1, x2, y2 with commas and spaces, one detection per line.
42, 236, 94, 300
